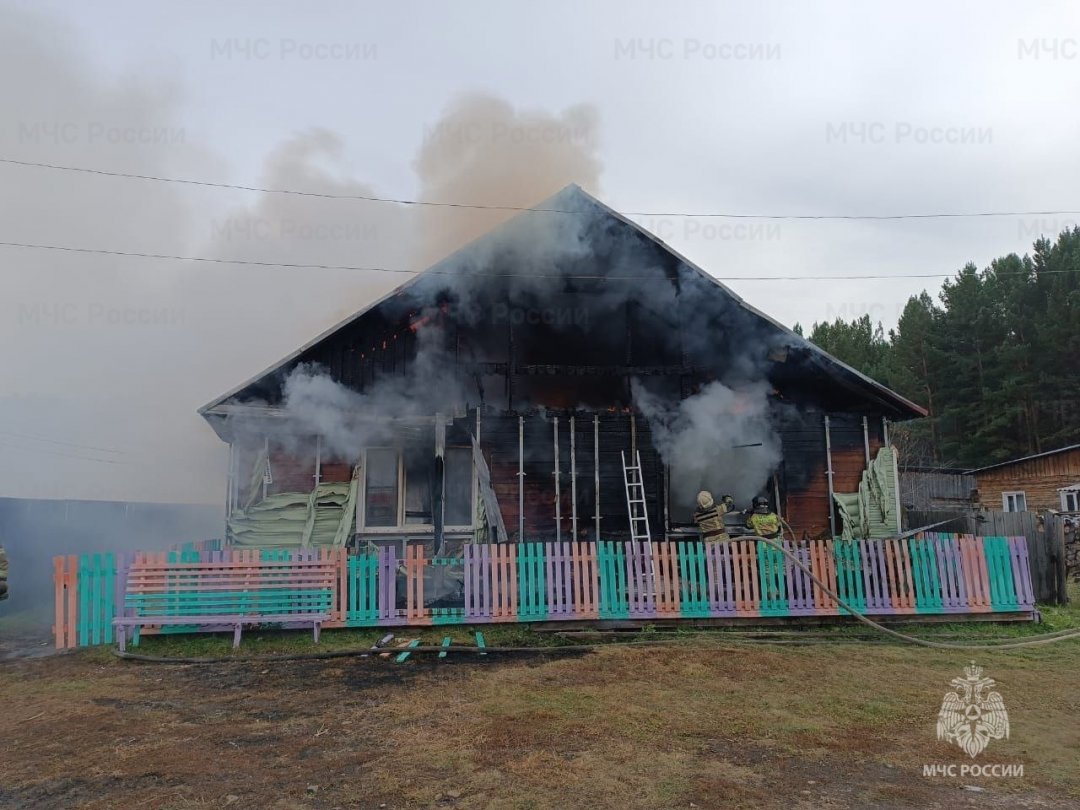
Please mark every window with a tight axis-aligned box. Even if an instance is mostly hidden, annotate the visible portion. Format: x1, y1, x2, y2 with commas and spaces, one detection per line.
1061, 489, 1079, 512
444, 447, 473, 527
1002, 491, 1027, 512
403, 446, 433, 525
364, 449, 399, 527
361, 446, 474, 530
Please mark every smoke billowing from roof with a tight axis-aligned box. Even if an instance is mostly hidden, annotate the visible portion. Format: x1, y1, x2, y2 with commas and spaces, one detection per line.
414, 94, 602, 265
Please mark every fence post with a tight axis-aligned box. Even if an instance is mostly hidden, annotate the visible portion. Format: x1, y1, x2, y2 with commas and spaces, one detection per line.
1043, 512, 1069, 605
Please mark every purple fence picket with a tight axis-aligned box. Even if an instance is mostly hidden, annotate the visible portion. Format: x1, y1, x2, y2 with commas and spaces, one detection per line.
934, 533, 968, 612
783, 541, 816, 615
929, 534, 955, 612
545, 542, 557, 617
546, 542, 574, 618
1008, 536, 1035, 609
378, 546, 402, 624
704, 542, 738, 615
858, 541, 878, 612
862, 540, 894, 613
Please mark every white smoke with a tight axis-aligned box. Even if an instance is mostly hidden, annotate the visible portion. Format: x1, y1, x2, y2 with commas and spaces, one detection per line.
632, 379, 782, 512
249, 316, 466, 462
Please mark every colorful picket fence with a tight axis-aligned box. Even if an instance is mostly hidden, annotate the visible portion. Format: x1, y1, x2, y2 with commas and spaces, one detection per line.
53, 533, 1037, 648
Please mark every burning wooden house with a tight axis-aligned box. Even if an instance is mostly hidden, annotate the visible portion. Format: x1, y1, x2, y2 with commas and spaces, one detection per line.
199, 186, 926, 552
52, 186, 1039, 650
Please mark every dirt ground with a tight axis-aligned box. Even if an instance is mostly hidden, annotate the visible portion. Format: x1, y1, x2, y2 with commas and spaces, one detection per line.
2, 637, 1079, 810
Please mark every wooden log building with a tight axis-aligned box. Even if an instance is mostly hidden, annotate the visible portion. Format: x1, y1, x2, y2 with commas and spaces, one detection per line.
970, 444, 1080, 514
199, 186, 926, 551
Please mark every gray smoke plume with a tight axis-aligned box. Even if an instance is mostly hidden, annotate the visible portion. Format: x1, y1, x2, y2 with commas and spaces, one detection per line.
632, 379, 782, 510
414, 94, 602, 266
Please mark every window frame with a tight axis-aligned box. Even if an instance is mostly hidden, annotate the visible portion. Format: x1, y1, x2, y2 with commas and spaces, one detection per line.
361, 447, 404, 531
1001, 490, 1027, 513
357, 445, 476, 534
1061, 489, 1079, 513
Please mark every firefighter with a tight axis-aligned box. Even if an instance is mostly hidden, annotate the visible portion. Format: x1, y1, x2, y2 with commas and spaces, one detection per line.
744, 495, 780, 540
694, 490, 730, 543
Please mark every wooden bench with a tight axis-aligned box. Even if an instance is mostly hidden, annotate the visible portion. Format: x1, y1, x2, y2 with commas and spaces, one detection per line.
113, 552, 336, 651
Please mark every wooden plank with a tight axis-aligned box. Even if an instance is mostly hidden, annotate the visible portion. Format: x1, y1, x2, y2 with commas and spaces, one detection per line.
584, 541, 599, 619
961, 534, 982, 609
508, 543, 518, 619
481, 543, 492, 619
661, 541, 680, 615
52, 556, 65, 649
394, 638, 420, 662
65, 554, 78, 649
1009, 536, 1035, 609
545, 542, 559, 616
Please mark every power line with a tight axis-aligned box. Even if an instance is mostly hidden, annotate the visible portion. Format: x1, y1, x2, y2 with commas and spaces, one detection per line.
2, 238, 1075, 281
0, 438, 127, 465
0, 429, 125, 455
3, 157, 1080, 221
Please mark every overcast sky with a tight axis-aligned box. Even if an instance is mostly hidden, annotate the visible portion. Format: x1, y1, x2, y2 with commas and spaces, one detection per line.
1, 1, 1078, 504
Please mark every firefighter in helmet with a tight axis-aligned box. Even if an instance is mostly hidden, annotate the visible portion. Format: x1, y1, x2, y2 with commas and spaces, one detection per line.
693, 490, 731, 543
744, 495, 780, 540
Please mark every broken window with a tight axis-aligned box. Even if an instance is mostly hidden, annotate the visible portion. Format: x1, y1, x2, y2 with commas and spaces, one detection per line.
364, 449, 399, 527
444, 447, 473, 526
361, 444, 474, 530
403, 445, 433, 525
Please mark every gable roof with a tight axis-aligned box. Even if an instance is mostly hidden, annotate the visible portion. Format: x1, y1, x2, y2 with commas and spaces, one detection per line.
968, 443, 1080, 474
200, 184, 927, 419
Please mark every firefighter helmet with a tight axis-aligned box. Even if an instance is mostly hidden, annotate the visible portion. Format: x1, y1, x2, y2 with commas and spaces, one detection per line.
752, 495, 770, 510
697, 491, 714, 509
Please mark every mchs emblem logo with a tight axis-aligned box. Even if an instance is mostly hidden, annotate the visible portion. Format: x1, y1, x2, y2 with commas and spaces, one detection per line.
936, 662, 1010, 758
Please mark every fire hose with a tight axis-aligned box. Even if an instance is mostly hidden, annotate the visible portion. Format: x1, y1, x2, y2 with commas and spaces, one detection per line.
745, 519, 1080, 650
112, 523, 1079, 665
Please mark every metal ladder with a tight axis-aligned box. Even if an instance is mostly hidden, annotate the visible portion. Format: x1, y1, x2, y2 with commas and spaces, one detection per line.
621, 450, 652, 542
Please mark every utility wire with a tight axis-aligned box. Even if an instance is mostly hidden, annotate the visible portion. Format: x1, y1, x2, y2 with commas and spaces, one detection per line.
3, 157, 1080, 221
0, 429, 125, 455
0, 438, 127, 465
2, 239, 1076, 280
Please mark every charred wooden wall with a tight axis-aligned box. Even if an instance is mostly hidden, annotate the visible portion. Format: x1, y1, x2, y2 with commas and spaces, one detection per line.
779, 412, 885, 539
228, 405, 891, 542
480, 410, 663, 543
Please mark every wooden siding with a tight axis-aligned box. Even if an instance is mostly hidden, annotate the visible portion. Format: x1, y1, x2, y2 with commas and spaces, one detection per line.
900, 472, 977, 510
975, 448, 1080, 512
229, 408, 891, 542
781, 413, 884, 538
481, 411, 662, 543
